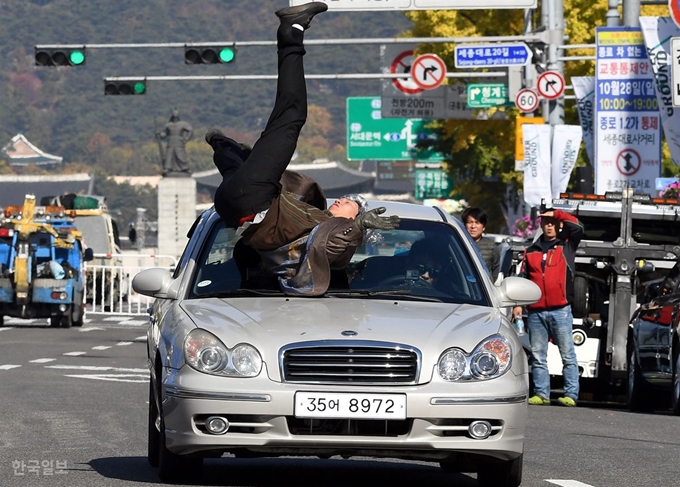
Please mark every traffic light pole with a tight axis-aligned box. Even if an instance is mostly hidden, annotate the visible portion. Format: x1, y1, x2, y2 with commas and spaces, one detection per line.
41, 33, 548, 51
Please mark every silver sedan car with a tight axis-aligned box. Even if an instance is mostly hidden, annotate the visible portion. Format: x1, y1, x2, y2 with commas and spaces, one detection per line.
133, 201, 540, 486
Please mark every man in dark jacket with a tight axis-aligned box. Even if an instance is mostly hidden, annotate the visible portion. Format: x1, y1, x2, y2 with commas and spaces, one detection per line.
205, 2, 399, 295
513, 209, 584, 407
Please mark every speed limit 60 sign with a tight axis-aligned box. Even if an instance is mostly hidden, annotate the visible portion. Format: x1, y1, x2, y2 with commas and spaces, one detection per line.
515, 88, 539, 113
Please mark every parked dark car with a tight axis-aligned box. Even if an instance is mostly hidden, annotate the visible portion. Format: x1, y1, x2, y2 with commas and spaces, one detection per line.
627, 261, 680, 413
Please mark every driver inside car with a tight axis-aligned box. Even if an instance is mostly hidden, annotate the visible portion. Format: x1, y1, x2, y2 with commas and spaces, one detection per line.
406, 239, 448, 288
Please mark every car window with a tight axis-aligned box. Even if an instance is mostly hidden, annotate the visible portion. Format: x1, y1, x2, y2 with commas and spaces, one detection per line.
190, 217, 489, 306
346, 219, 488, 305
190, 220, 244, 296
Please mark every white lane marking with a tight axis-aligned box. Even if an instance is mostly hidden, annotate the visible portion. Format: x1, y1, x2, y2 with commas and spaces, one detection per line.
65, 374, 147, 383
30, 358, 56, 364
134, 336, 146, 341
117, 341, 133, 346
46, 365, 148, 373
0, 365, 22, 370
546, 481, 596, 487
79, 327, 104, 333
103, 317, 127, 322
63, 351, 87, 356
0, 327, 14, 331
91, 346, 111, 351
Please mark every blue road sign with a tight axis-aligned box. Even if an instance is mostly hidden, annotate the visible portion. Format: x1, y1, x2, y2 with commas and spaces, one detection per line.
455, 43, 531, 68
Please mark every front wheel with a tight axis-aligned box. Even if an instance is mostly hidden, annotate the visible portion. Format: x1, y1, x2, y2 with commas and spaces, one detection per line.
627, 348, 654, 412
156, 376, 203, 482
477, 454, 522, 487
671, 346, 680, 416
147, 380, 160, 467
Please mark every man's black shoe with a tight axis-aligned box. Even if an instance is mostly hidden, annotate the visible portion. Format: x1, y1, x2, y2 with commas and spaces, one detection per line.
205, 128, 228, 150
205, 129, 252, 160
275, 1, 328, 30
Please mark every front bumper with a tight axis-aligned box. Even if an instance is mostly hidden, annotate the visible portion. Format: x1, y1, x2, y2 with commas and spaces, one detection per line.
161, 364, 528, 462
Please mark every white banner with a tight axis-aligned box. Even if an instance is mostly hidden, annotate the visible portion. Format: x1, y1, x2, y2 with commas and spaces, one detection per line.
594, 27, 661, 196
640, 17, 680, 166
523, 124, 552, 207
572, 76, 595, 165
551, 125, 583, 198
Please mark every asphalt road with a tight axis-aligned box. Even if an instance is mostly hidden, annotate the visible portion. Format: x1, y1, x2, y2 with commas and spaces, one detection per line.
1, 314, 679, 487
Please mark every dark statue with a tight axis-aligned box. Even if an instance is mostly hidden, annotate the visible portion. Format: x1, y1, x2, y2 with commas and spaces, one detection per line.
156, 108, 193, 177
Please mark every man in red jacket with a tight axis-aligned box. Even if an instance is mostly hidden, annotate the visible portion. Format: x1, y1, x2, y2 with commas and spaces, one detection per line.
513, 208, 584, 407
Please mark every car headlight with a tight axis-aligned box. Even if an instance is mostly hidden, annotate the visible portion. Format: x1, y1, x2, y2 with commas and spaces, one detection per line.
184, 329, 262, 377
438, 349, 467, 381
437, 334, 512, 381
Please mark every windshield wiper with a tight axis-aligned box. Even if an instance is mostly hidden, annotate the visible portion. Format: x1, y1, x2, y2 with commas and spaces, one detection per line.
193, 289, 286, 298
325, 289, 443, 302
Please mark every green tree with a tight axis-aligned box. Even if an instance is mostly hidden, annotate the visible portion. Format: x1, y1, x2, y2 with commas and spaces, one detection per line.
405, 1, 671, 232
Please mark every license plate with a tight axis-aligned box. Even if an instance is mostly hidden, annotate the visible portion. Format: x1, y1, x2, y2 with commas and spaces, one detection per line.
295, 392, 406, 419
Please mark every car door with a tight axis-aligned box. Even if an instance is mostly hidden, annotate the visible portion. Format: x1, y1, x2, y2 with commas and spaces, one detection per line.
636, 264, 680, 377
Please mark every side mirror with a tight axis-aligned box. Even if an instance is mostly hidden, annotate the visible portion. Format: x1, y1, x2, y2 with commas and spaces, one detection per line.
83, 248, 94, 262
499, 276, 542, 307
132, 268, 178, 299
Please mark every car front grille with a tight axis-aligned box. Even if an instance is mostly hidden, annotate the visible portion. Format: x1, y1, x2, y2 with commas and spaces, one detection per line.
287, 417, 412, 436
280, 341, 420, 384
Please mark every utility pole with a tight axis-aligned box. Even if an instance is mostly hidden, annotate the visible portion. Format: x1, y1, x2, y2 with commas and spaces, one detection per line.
607, 0, 621, 26
544, 0, 565, 127
622, 0, 641, 27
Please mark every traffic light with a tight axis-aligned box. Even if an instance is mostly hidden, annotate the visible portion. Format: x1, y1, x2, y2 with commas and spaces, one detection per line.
104, 78, 147, 96
35, 46, 86, 67
184, 44, 236, 64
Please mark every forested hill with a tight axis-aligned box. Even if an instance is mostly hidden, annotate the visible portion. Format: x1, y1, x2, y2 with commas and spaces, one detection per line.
0, 0, 412, 171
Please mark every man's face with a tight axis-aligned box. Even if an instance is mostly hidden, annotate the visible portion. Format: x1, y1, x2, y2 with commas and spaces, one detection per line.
328, 198, 360, 219
465, 216, 486, 241
541, 216, 559, 240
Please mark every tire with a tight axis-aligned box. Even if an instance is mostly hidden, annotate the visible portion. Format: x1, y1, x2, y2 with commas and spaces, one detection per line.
157, 379, 203, 482
627, 348, 654, 412
50, 316, 61, 328
148, 380, 160, 467
60, 312, 72, 328
572, 275, 589, 319
72, 304, 83, 327
0, 315, 4, 327
477, 454, 522, 487
439, 460, 462, 473
671, 345, 680, 416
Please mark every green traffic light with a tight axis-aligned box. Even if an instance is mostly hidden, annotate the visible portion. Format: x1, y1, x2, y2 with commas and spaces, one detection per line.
69, 50, 85, 66
133, 82, 146, 95
218, 47, 235, 63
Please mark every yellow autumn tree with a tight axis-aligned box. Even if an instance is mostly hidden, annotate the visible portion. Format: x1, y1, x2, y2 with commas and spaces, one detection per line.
404, 1, 669, 231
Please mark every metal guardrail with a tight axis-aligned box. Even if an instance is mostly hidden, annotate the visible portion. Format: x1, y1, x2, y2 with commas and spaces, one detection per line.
83, 253, 177, 316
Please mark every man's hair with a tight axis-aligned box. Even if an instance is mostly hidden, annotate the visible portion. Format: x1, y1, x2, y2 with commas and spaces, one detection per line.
461, 207, 488, 226
339, 193, 369, 217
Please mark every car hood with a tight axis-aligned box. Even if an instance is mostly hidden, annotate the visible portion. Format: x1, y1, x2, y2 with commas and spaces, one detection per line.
181, 297, 503, 359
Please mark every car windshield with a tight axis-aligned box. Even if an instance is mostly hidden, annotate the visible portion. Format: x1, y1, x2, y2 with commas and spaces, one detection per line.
190, 218, 489, 306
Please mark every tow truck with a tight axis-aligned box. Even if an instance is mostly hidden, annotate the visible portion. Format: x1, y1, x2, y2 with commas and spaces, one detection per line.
0, 194, 94, 327
512, 188, 680, 398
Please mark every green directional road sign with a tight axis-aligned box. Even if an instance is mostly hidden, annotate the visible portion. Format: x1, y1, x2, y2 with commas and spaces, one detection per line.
414, 169, 453, 200
346, 97, 443, 161
466, 83, 509, 108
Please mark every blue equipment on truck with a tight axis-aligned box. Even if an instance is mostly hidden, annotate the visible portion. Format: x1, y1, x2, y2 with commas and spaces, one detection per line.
0, 194, 94, 327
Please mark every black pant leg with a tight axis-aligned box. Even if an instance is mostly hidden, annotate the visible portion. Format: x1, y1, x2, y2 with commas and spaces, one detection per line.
215, 25, 307, 227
